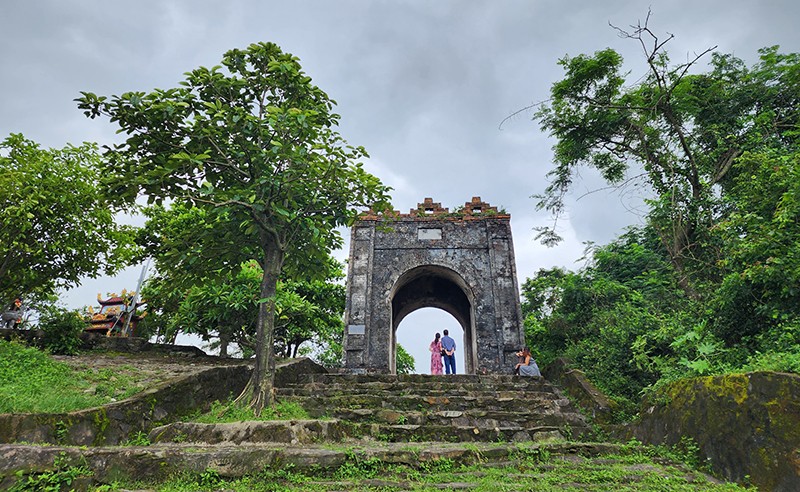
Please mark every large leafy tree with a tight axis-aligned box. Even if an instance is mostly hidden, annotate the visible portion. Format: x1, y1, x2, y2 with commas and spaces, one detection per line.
150, 258, 347, 361
135, 200, 348, 361
77, 42, 390, 412
534, 15, 799, 294
711, 149, 800, 346
0, 134, 136, 303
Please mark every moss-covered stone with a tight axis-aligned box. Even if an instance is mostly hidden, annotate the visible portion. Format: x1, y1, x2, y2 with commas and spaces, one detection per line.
635, 371, 800, 491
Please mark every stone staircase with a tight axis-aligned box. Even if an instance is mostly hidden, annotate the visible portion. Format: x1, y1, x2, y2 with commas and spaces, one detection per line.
3, 366, 743, 490
145, 373, 590, 447
275, 373, 591, 443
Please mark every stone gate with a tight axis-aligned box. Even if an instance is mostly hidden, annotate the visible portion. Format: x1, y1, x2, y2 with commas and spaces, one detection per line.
343, 197, 526, 374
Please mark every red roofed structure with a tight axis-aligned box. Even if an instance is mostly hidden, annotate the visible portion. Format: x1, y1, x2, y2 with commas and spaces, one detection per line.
85, 291, 145, 337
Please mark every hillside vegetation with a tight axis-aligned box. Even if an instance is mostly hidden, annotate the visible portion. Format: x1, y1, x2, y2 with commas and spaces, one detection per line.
524, 31, 800, 414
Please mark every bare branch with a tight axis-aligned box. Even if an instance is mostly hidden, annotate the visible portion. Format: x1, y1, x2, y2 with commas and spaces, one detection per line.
711, 147, 742, 184
499, 101, 547, 130
574, 171, 649, 202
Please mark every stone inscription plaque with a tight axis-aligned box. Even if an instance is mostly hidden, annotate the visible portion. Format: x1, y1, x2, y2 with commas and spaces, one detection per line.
418, 228, 442, 240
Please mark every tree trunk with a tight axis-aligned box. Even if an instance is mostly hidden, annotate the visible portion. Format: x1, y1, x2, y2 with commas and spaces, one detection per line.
240, 240, 284, 415
218, 329, 229, 358
655, 219, 701, 300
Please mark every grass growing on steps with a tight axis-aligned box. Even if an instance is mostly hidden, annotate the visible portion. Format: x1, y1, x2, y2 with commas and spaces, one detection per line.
92, 444, 756, 491
188, 398, 310, 423
0, 340, 143, 413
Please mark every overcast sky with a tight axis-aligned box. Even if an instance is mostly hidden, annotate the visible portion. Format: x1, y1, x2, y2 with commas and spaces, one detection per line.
2, 1, 798, 372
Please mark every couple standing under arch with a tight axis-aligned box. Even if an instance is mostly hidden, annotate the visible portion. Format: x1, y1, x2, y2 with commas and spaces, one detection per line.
429, 330, 457, 375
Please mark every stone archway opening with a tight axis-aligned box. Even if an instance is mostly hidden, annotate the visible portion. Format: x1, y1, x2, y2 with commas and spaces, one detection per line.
395, 308, 465, 374
389, 265, 476, 374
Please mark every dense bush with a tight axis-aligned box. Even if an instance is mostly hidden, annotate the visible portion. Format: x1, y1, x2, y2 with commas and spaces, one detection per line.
39, 304, 86, 355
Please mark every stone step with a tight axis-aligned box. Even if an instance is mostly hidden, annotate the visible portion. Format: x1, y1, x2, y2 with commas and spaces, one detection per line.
148, 419, 354, 445
362, 423, 569, 443
147, 419, 575, 445
1, 441, 641, 488
148, 410, 589, 445
280, 393, 573, 414
289, 375, 553, 386
292, 373, 552, 390
276, 386, 558, 399
324, 407, 589, 430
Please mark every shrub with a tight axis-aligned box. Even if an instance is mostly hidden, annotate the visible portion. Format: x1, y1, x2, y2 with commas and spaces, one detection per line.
39, 305, 85, 355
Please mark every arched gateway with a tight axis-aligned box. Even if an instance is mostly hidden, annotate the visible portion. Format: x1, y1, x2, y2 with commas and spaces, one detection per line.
343, 197, 525, 374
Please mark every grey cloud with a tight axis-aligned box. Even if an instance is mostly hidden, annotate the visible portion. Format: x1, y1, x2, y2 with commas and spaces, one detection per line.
1, 0, 798, 321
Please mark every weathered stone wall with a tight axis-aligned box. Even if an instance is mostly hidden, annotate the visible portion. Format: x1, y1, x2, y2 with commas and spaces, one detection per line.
344, 197, 525, 374
543, 358, 619, 425
0, 364, 252, 446
0, 357, 326, 446
634, 372, 800, 491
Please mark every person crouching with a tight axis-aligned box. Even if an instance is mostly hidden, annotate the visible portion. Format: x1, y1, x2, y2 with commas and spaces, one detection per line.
513, 347, 541, 377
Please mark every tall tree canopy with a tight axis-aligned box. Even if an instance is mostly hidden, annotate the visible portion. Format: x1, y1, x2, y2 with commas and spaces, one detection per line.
0, 134, 136, 303
534, 16, 799, 293
524, 17, 800, 410
133, 202, 347, 363
711, 149, 800, 344
77, 42, 391, 412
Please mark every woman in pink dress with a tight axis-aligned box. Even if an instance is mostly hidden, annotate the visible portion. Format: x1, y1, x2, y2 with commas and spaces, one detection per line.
429, 332, 444, 375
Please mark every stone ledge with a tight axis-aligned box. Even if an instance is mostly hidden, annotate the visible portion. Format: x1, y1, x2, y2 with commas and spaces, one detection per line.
0, 357, 327, 446
0, 441, 630, 487
543, 357, 618, 424
0, 364, 251, 446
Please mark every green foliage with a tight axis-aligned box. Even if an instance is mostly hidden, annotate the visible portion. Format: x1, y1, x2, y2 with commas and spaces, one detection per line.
122, 431, 151, 446
739, 320, 800, 373
334, 453, 384, 480
647, 436, 710, 473
78, 42, 391, 410
198, 468, 222, 489
523, 220, 800, 407
395, 343, 416, 374
523, 228, 729, 405
9, 453, 92, 492
0, 134, 137, 303
38, 303, 86, 355
710, 150, 800, 345
190, 398, 309, 424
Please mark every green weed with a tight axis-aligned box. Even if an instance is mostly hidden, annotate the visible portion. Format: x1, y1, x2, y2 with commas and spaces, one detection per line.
8, 453, 92, 492
53, 420, 69, 444
122, 431, 151, 446
190, 398, 309, 423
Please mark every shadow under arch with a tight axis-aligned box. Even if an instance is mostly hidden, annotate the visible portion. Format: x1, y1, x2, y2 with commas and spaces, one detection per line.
389, 265, 476, 374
